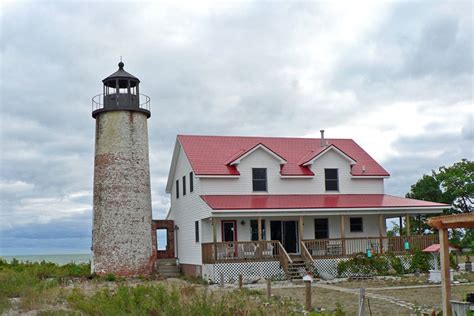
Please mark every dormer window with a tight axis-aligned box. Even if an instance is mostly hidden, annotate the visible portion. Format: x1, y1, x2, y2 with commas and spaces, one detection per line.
325, 169, 339, 191
252, 168, 267, 192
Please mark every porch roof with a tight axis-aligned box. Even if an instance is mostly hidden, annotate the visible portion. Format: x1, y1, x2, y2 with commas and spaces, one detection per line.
201, 194, 449, 213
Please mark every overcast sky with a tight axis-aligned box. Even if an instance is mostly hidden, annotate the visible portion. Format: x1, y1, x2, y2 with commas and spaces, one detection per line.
0, 1, 472, 255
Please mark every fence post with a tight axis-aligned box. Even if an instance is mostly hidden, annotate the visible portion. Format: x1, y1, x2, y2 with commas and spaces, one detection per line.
358, 287, 365, 316
239, 274, 243, 289
305, 280, 312, 312
220, 272, 224, 288
267, 279, 272, 299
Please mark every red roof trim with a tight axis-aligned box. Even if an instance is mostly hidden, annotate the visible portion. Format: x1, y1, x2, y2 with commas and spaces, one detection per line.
201, 194, 449, 210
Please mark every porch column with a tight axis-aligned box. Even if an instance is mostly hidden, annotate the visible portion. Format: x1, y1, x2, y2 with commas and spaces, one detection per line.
212, 217, 217, 243
378, 214, 384, 254
399, 216, 403, 236
212, 217, 217, 262
299, 216, 304, 244
406, 214, 411, 237
340, 215, 346, 255
439, 227, 452, 316
258, 217, 262, 241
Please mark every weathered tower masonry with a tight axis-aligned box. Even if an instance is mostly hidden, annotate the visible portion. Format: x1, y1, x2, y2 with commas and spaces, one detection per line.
91, 62, 154, 275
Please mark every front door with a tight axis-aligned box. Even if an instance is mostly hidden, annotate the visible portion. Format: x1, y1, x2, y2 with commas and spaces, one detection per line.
222, 220, 237, 256
222, 221, 237, 242
270, 220, 299, 253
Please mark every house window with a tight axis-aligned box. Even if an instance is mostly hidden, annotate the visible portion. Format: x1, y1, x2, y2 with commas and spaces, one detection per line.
252, 168, 267, 192
314, 218, 329, 239
325, 169, 339, 191
182, 175, 186, 196
176, 179, 179, 199
190, 172, 194, 192
350, 217, 363, 232
195, 221, 199, 242
250, 220, 266, 240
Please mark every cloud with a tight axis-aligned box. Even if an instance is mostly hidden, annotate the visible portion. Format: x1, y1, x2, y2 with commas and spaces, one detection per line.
0, 1, 472, 254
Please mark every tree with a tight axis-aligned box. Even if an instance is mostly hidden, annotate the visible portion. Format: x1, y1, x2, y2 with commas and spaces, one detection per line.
406, 159, 473, 247
436, 159, 473, 213
405, 174, 454, 234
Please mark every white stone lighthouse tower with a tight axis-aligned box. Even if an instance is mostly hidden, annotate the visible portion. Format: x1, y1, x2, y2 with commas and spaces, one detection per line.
91, 62, 154, 276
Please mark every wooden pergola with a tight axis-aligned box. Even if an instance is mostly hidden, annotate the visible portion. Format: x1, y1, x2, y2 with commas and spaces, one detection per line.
428, 213, 474, 316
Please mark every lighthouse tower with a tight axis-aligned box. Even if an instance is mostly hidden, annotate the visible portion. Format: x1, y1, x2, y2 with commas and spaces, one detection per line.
91, 62, 154, 275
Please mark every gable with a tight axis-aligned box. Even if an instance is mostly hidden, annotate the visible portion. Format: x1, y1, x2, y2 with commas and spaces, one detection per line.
228, 143, 287, 166
302, 144, 356, 167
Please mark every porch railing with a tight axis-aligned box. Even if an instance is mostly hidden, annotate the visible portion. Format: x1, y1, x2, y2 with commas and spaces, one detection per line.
202, 240, 290, 264
303, 235, 439, 259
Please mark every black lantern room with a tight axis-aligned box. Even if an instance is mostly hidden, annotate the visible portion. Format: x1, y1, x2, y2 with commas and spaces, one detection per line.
92, 62, 150, 118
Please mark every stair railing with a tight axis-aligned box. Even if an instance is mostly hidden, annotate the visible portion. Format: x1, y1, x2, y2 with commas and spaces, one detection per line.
276, 241, 293, 277
300, 240, 315, 267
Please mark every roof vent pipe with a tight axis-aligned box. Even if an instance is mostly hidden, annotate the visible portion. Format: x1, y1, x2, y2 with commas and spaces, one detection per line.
320, 130, 325, 147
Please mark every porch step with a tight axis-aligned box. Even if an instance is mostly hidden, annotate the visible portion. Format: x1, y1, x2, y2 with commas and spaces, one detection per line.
156, 259, 177, 266
287, 256, 311, 280
156, 259, 180, 278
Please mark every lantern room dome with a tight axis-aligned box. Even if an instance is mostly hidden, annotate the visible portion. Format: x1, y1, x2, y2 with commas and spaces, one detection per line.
103, 62, 140, 87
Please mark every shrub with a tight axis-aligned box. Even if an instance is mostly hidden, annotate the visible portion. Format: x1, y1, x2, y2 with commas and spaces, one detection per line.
337, 253, 389, 276
409, 249, 431, 273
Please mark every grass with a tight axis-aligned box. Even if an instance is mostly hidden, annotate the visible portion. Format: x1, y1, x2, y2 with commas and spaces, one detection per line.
1, 259, 346, 315
0, 258, 91, 313
66, 284, 306, 315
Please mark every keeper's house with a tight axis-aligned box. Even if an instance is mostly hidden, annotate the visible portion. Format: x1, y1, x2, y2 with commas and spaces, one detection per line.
163, 132, 447, 281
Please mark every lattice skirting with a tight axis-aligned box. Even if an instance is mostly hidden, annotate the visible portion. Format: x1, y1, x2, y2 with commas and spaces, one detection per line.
311, 255, 438, 278
203, 261, 286, 283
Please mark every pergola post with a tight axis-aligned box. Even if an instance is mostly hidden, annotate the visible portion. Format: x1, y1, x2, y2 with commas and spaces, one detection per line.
439, 227, 451, 316
428, 213, 474, 316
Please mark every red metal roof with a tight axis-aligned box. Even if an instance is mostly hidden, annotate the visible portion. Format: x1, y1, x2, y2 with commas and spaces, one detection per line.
201, 194, 449, 210
177, 135, 390, 177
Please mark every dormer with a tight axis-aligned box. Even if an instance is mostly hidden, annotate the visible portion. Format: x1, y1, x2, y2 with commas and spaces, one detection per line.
300, 144, 357, 168
227, 143, 287, 167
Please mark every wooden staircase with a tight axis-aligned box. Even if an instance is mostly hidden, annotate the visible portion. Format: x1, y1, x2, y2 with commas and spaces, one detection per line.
156, 259, 180, 278
287, 255, 311, 280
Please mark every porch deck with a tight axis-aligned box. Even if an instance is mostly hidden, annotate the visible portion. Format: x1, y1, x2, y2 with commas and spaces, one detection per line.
202, 235, 439, 264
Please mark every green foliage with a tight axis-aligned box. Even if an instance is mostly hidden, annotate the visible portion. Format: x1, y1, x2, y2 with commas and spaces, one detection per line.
67, 284, 303, 315
386, 253, 405, 274
337, 253, 390, 276
436, 159, 474, 214
409, 249, 431, 273
406, 159, 473, 246
103, 273, 116, 282
0, 259, 91, 313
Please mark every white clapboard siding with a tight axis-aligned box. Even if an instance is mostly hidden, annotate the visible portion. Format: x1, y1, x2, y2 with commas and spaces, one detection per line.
168, 144, 212, 266
199, 148, 384, 195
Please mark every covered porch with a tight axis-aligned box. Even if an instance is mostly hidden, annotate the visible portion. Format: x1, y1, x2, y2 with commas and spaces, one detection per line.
202, 214, 439, 265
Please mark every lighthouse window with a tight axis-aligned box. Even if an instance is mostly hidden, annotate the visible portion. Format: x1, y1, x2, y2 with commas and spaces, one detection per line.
176, 179, 179, 199
182, 175, 186, 196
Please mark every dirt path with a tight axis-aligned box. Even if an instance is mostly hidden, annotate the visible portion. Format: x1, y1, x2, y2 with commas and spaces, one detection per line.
315, 283, 425, 313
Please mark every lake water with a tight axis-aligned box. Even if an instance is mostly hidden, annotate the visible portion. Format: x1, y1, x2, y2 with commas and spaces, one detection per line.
0, 254, 91, 265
